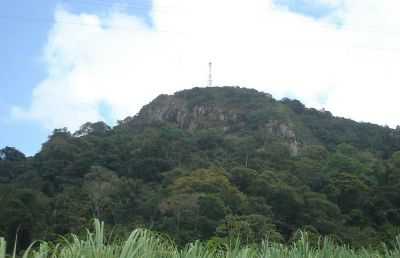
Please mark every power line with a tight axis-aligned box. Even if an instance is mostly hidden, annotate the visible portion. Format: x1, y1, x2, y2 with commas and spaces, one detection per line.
1, 14, 399, 52
0, 0, 178, 31
68, 0, 151, 6
61, 0, 153, 11
0, 14, 183, 34
0, 15, 134, 30
1, 9, 400, 52
60, 0, 178, 12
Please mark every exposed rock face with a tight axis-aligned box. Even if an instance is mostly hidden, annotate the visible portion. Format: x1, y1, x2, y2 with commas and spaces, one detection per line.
124, 87, 300, 156
132, 94, 242, 131
265, 121, 299, 156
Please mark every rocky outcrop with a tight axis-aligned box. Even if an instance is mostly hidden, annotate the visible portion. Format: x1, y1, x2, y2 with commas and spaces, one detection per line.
123, 87, 300, 156
265, 121, 299, 156
132, 94, 242, 131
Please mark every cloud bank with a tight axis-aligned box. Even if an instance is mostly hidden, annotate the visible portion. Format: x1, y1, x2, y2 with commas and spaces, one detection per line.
13, 0, 400, 130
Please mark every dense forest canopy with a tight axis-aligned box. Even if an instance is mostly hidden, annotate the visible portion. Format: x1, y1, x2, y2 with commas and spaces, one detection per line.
1, 87, 400, 250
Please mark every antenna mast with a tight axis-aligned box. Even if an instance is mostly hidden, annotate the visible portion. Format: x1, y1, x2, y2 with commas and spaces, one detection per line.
208, 62, 213, 87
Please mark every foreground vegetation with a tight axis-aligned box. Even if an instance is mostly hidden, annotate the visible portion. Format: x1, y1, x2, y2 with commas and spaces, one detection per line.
1, 220, 400, 258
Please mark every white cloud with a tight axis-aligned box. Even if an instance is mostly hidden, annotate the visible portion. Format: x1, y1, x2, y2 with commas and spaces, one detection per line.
311, 0, 342, 7
12, 0, 400, 130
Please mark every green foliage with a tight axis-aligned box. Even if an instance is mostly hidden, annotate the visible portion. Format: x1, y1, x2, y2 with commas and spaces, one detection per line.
2, 87, 400, 249
0, 187, 49, 250
216, 214, 283, 243
0, 147, 25, 162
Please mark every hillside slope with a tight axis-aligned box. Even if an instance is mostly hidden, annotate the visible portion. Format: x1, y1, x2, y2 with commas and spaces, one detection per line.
1, 86, 400, 249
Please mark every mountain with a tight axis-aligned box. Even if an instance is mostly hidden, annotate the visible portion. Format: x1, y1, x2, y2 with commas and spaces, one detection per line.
1, 86, 400, 249
121, 86, 400, 157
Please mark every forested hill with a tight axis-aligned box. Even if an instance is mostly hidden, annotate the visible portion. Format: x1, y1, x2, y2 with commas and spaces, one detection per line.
2, 86, 400, 250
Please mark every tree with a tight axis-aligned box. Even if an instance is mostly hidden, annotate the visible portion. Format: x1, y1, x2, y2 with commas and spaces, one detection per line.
73, 122, 111, 137
0, 147, 25, 162
298, 192, 342, 235
216, 214, 282, 243
228, 167, 258, 192
323, 173, 369, 214
0, 187, 48, 250
160, 168, 247, 242
83, 166, 124, 222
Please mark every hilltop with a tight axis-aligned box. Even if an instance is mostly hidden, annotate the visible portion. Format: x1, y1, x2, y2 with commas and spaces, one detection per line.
121, 87, 400, 156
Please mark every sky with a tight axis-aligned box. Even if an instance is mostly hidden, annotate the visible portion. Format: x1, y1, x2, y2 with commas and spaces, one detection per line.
1, 0, 400, 156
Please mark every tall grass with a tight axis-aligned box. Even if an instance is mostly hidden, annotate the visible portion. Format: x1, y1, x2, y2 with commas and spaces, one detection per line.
1, 220, 400, 258
0, 238, 6, 258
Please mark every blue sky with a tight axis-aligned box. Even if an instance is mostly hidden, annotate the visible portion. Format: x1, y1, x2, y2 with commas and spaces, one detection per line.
0, 0, 152, 155
1, 0, 397, 156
